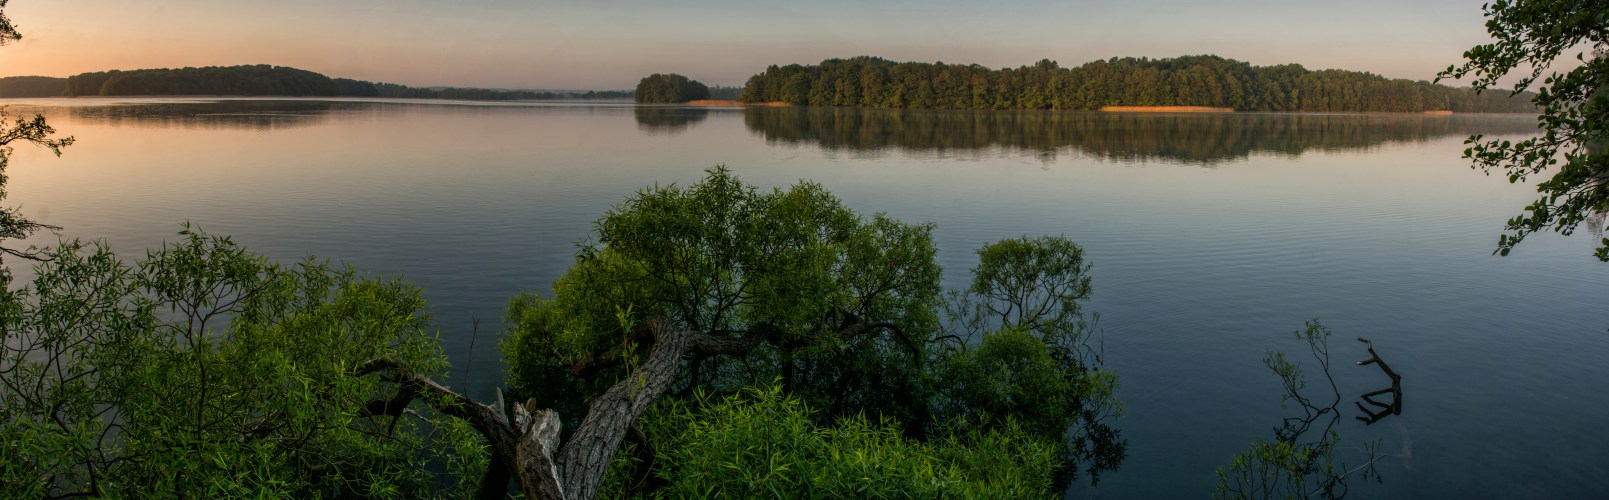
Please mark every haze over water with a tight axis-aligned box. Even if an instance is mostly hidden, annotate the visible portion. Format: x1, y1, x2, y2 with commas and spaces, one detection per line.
4, 98, 1604, 498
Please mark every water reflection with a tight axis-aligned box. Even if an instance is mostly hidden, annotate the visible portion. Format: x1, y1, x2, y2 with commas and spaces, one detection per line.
741, 106, 1540, 165
60, 100, 358, 131
633, 106, 710, 135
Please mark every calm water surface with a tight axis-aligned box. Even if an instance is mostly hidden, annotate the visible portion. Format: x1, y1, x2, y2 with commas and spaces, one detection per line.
3, 98, 1603, 498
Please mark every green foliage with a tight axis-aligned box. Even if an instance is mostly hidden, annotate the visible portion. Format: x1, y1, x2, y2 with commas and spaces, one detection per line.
739, 55, 1535, 112
1438, 0, 1609, 259
502, 166, 946, 426
942, 236, 1124, 483
502, 167, 1125, 494
0, 227, 487, 497
937, 329, 1123, 480
1215, 433, 1342, 500
965, 235, 1093, 346
642, 384, 1059, 499
634, 73, 711, 103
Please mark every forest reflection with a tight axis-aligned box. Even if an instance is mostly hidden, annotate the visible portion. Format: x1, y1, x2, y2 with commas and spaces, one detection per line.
633, 106, 710, 135
740, 106, 1540, 165
60, 100, 359, 131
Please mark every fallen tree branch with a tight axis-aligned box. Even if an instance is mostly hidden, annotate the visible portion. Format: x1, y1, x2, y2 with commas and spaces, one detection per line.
1354, 337, 1402, 425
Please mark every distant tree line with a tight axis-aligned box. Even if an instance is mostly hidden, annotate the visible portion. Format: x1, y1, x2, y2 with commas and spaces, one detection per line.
0, 76, 65, 97
63, 65, 340, 97
6, 65, 631, 100
635, 73, 710, 103
333, 77, 631, 100
738, 55, 1536, 112
708, 85, 743, 100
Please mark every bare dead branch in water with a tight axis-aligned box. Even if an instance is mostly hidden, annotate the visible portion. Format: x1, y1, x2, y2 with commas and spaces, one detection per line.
1354, 337, 1402, 425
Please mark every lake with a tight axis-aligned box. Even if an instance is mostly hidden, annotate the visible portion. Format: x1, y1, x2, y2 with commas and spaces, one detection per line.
3, 98, 1604, 498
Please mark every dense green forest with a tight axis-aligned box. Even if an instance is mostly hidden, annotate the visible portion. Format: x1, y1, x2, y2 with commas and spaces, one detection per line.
738, 55, 1536, 112
0, 75, 64, 97
63, 65, 340, 97
634, 73, 710, 103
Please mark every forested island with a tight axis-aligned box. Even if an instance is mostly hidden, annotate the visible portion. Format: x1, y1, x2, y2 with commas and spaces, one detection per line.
634, 73, 710, 103
0, 65, 632, 100
737, 55, 1535, 112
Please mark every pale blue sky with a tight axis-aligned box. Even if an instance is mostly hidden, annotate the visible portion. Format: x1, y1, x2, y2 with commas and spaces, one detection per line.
0, 0, 1502, 89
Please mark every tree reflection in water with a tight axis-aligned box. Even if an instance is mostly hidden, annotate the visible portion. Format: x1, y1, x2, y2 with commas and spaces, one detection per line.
741, 106, 1539, 166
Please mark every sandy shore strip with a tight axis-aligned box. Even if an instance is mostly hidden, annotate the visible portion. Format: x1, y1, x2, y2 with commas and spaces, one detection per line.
685, 100, 791, 106
1099, 106, 1234, 112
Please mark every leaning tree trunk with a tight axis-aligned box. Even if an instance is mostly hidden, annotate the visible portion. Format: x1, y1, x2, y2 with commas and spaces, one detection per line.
359, 317, 761, 500
552, 316, 689, 499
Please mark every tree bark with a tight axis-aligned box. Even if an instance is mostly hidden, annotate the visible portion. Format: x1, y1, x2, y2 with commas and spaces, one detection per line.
357, 316, 764, 500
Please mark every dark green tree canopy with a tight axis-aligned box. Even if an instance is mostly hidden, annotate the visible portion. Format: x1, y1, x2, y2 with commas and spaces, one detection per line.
1, 229, 488, 497
0, 76, 65, 97
501, 167, 1126, 495
634, 73, 711, 103
62, 65, 341, 97
738, 55, 1536, 112
1439, 0, 1609, 259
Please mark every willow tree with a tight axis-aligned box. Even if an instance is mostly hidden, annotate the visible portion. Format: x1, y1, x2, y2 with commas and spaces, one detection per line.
488, 167, 1125, 498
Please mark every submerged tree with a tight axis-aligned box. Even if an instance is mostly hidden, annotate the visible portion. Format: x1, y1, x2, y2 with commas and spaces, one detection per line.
1438, 0, 1609, 259
1215, 321, 1397, 499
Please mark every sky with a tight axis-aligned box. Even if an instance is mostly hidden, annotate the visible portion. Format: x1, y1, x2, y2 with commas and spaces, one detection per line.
0, 0, 1508, 90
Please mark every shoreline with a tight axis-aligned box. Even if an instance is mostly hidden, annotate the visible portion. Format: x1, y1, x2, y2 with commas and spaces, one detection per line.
685, 99, 790, 106
1099, 106, 1234, 113
0, 96, 1525, 115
